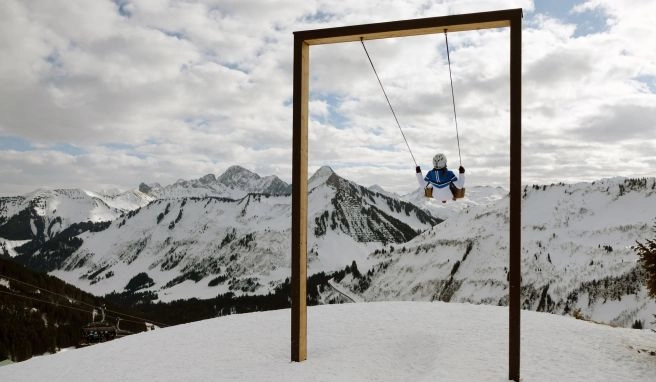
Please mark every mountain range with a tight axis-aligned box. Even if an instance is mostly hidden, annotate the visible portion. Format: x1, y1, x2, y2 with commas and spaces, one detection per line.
1, 167, 654, 328
137, 165, 292, 199
1, 165, 439, 302
339, 177, 656, 328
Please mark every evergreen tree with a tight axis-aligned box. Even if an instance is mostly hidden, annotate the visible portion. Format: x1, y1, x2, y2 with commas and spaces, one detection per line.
350, 260, 361, 278
634, 233, 656, 298
634, 221, 656, 329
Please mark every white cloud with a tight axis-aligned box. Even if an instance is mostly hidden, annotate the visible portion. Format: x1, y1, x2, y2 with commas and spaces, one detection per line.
0, 0, 654, 196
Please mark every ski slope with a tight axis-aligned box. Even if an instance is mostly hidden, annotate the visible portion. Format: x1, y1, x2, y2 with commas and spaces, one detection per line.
1, 302, 655, 381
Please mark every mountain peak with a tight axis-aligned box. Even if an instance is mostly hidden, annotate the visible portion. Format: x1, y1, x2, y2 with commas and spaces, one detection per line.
369, 184, 385, 193
216, 166, 263, 191
309, 166, 336, 189
218, 166, 259, 184
138, 183, 152, 194
199, 174, 216, 184
316, 166, 334, 176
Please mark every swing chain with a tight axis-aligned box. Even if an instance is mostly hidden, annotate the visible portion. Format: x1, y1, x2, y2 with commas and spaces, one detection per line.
360, 33, 463, 169
444, 29, 462, 167
360, 37, 417, 167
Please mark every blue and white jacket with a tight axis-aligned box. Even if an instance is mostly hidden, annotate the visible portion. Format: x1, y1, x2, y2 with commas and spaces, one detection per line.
416, 168, 465, 202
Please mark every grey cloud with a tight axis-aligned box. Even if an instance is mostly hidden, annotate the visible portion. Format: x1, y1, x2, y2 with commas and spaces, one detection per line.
0, 0, 654, 195
575, 104, 656, 142
525, 49, 595, 85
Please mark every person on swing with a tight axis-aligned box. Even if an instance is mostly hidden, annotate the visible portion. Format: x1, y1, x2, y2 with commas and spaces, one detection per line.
415, 153, 465, 203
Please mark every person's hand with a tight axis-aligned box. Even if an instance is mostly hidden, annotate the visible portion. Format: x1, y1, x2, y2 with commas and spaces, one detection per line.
416, 166, 421, 173
459, 166, 465, 174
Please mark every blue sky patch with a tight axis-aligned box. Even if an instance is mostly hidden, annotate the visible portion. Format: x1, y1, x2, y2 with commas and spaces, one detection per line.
103, 142, 135, 151
44, 50, 66, 79
183, 117, 211, 131
311, 93, 350, 129
0, 136, 87, 156
221, 62, 250, 75
50, 143, 86, 156
202, 49, 251, 75
0, 136, 33, 152
45, 51, 61, 66
114, 0, 132, 18
533, 0, 609, 37
635, 75, 656, 93
156, 28, 186, 40
301, 10, 336, 23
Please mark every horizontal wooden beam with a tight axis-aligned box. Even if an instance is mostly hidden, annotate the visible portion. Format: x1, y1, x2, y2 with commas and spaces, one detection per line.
294, 9, 520, 45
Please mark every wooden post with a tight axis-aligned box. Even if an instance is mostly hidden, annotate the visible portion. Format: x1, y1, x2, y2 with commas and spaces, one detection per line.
508, 10, 523, 382
292, 9, 522, 380
291, 35, 309, 362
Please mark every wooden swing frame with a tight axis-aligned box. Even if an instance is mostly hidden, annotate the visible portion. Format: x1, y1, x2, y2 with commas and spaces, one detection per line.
291, 8, 522, 381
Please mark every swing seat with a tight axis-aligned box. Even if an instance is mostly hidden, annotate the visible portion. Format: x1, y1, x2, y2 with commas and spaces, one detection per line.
424, 185, 465, 200
450, 183, 465, 199
424, 187, 433, 198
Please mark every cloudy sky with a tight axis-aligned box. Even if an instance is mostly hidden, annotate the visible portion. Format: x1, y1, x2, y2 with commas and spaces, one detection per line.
1, 0, 654, 196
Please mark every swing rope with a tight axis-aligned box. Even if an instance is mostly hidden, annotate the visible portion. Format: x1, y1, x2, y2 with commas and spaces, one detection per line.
360, 37, 417, 167
444, 29, 462, 167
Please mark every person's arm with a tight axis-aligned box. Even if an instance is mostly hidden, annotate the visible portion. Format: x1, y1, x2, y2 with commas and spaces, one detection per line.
415, 166, 426, 188
453, 166, 465, 189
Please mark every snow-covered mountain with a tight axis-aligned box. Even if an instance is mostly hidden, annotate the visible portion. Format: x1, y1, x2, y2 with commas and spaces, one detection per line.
1, 302, 654, 381
9, 166, 438, 301
336, 177, 656, 328
2, 167, 655, 329
0, 188, 152, 251
138, 165, 292, 199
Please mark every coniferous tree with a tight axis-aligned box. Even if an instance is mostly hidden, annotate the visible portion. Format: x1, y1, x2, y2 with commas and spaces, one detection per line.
634, 234, 656, 298
634, 222, 656, 329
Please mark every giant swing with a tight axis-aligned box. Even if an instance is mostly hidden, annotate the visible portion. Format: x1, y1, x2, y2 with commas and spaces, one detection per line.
360, 29, 466, 201
291, 8, 523, 381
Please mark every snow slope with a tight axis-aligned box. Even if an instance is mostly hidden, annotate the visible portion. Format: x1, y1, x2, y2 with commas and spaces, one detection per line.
1, 302, 654, 381
402, 184, 507, 220
355, 177, 656, 328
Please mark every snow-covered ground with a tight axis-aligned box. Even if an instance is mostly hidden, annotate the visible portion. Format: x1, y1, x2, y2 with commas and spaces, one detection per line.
1, 302, 655, 381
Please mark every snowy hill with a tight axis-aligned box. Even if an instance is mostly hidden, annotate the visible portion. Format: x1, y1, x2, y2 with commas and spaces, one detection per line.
32, 167, 438, 301
1, 302, 654, 381
0, 189, 121, 231
0, 188, 153, 232
0, 188, 153, 262
345, 177, 656, 328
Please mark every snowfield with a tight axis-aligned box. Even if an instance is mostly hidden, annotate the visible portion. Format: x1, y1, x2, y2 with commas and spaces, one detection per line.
1, 302, 655, 381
